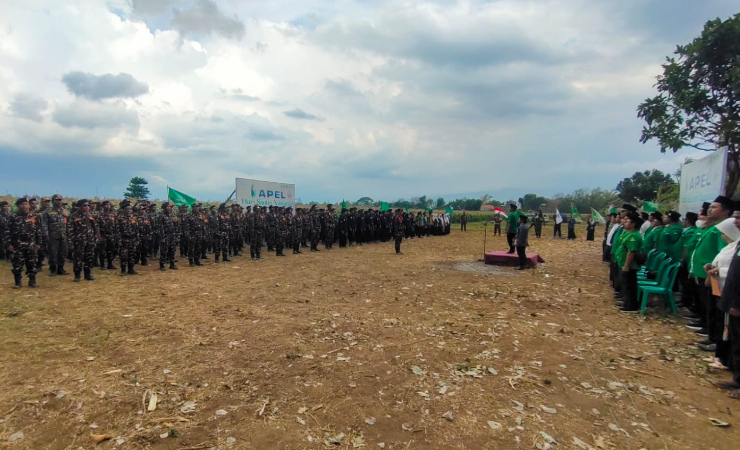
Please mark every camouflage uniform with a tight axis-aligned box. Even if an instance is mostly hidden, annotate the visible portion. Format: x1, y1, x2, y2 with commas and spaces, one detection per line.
324, 208, 336, 249
148, 205, 160, 258
137, 209, 152, 266
97, 207, 118, 270
338, 210, 349, 248
301, 209, 310, 247
214, 206, 231, 262
229, 205, 241, 256
309, 207, 321, 251
178, 206, 189, 258
188, 206, 204, 266
275, 208, 288, 256
1, 202, 11, 261
158, 206, 179, 270
36, 199, 51, 268
43, 197, 70, 276
266, 207, 276, 251
5, 207, 42, 287
250, 207, 266, 259
392, 210, 406, 254
68, 206, 98, 281
291, 210, 303, 254
116, 209, 139, 274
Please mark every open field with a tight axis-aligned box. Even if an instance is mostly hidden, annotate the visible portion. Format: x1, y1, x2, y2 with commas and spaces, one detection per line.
1, 225, 738, 449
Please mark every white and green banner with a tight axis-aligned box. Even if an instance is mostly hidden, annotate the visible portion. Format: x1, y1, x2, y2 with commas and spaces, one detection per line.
679, 148, 727, 216
236, 178, 296, 209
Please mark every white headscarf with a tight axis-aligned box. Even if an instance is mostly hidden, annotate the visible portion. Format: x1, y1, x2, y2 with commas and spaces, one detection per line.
716, 217, 740, 242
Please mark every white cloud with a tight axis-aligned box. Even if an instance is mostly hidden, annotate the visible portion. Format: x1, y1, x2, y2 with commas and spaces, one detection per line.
0, 0, 736, 201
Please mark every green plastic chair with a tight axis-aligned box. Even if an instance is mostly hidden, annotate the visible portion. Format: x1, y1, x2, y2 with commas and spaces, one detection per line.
638, 250, 665, 278
637, 262, 681, 315
638, 255, 671, 284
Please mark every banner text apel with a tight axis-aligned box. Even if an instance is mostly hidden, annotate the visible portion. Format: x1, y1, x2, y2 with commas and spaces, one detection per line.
235, 178, 296, 209
678, 148, 727, 216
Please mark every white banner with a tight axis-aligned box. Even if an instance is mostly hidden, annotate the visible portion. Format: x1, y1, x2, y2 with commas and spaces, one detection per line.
235, 178, 296, 209
678, 148, 727, 216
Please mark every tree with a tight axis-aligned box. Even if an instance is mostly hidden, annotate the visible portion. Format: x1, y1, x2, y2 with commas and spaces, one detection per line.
123, 177, 150, 199
637, 14, 740, 195
521, 193, 547, 211
448, 198, 482, 211
435, 197, 445, 209
356, 197, 374, 206
616, 170, 674, 202
416, 195, 430, 210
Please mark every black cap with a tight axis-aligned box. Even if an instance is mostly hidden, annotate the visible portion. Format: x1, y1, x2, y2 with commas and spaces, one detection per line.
714, 195, 734, 211
101, 200, 111, 206
219, 203, 227, 210
667, 211, 681, 221
77, 199, 90, 207
652, 211, 663, 221
701, 202, 710, 215
622, 203, 637, 212
15, 197, 29, 206
161, 202, 171, 209
627, 211, 644, 228
685, 212, 698, 222
120, 200, 131, 209
0, 201, 8, 207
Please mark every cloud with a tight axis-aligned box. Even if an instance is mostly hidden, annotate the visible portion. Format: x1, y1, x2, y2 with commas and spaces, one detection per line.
9, 93, 48, 122
171, 0, 245, 40
244, 125, 285, 141
61, 71, 149, 100
283, 108, 323, 121
52, 100, 140, 130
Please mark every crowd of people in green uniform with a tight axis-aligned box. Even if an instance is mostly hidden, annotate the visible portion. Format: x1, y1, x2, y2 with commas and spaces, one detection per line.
602, 196, 740, 400
0, 196, 452, 289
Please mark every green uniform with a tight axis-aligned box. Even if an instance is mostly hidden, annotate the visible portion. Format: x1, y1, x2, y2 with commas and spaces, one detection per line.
616, 230, 643, 270
658, 224, 683, 262
642, 226, 661, 252
680, 226, 700, 262
506, 211, 521, 234
689, 225, 727, 278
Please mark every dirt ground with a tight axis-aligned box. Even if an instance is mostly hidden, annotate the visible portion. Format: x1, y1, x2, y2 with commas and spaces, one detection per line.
1, 224, 739, 450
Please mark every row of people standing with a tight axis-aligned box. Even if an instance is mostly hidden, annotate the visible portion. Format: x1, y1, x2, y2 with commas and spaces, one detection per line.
2, 197, 450, 288
602, 197, 740, 400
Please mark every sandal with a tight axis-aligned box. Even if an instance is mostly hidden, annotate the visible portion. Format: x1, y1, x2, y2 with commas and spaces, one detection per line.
727, 389, 740, 400
712, 380, 740, 390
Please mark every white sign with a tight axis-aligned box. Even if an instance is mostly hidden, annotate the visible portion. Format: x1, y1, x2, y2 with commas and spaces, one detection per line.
235, 178, 296, 209
678, 148, 727, 216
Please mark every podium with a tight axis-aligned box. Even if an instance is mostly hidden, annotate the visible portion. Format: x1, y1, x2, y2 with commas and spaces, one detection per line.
484, 251, 545, 268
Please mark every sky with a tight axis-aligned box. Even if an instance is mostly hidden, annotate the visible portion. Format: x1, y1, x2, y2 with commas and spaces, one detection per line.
0, 0, 736, 203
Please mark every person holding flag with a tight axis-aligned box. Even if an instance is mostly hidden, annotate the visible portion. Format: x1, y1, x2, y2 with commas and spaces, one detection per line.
553, 209, 563, 238
567, 205, 578, 239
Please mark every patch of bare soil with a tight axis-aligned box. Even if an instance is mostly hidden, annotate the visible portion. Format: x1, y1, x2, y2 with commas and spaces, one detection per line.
1, 226, 738, 449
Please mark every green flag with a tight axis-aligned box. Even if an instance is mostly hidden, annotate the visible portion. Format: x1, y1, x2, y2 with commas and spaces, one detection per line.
642, 201, 658, 212
571, 205, 579, 216
341, 199, 348, 210
591, 208, 606, 224
167, 186, 196, 207
446, 206, 453, 214
380, 202, 389, 212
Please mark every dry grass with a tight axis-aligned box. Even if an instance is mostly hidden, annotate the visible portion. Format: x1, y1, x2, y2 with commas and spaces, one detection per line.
0, 226, 738, 449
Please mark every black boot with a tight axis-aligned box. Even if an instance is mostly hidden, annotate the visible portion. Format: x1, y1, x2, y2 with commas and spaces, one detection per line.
141, 259, 148, 266
121, 265, 127, 275
189, 258, 195, 267
223, 255, 231, 262
100, 260, 107, 270
194, 258, 203, 266
84, 268, 95, 281
215, 254, 220, 263
250, 251, 255, 260
128, 264, 137, 275
160, 262, 166, 271
57, 265, 68, 276
49, 265, 57, 277
256, 250, 261, 260
28, 274, 37, 288
107, 260, 116, 270
74, 270, 81, 282
170, 262, 178, 270
13, 273, 22, 289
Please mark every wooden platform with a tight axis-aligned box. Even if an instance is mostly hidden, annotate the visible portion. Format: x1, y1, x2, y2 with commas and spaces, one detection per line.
484, 251, 545, 268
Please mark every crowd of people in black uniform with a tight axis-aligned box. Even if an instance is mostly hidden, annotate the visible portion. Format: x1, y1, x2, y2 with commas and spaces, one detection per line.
0, 196, 451, 288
